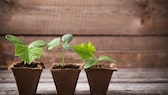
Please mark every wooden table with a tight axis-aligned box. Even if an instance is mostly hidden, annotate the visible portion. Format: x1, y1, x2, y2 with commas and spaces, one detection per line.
0, 69, 168, 95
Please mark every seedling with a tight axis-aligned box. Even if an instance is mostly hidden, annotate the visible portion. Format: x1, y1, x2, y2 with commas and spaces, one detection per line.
72, 42, 116, 69
5, 35, 46, 65
47, 34, 73, 68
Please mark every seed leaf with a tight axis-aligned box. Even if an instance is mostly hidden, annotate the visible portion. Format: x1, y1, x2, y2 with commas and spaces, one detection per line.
83, 59, 98, 69
47, 38, 60, 50
63, 44, 72, 50
98, 55, 116, 63
29, 40, 46, 48
5, 35, 25, 45
62, 34, 73, 43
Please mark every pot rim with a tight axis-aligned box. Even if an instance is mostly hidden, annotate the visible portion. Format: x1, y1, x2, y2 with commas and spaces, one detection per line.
50, 63, 82, 71
8, 62, 43, 70
85, 68, 117, 71
84, 63, 118, 71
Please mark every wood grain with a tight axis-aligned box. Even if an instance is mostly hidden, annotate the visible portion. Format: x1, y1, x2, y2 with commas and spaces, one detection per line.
0, 69, 168, 95
1, 36, 168, 51
0, 0, 168, 68
0, 0, 168, 35
0, 36, 168, 68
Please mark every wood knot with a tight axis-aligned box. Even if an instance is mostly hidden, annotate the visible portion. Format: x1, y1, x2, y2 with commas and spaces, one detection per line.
136, 0, 154, 25
2, 0, 15, 6
136, 0, 149, 7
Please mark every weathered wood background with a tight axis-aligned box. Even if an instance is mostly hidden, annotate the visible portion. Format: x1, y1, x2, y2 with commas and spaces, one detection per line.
0, 0, 168, 68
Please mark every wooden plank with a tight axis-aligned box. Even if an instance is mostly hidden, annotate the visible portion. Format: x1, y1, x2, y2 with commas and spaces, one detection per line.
1, 0, 140, 6
1, 51, 168, 68
1, 69, 168, 83
1, 36, 168, 51
0, 0, 168, 35
0, 69, 168, 95
0, 83, 168, 95
1, 36, 168, 68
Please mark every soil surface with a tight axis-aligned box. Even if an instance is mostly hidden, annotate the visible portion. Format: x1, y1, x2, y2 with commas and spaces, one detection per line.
52, 64, 80, 69
13, 61, 45, 68
89, 63, 117, 70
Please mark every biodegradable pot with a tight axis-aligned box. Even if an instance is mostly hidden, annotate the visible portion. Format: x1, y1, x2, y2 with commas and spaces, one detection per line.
85, 64, 117, 95
10, 62, 43, 95
50, 63, 81, 95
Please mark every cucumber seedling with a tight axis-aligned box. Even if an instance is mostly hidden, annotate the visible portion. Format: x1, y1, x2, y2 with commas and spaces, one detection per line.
47, 34, 73, 68
5, 35, 46, 65
72, 42, 116, 69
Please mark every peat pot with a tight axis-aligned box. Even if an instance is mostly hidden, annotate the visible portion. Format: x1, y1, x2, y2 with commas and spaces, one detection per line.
85, 63, 117, 95
50, 63, 81, 95
9, 62, 44, 95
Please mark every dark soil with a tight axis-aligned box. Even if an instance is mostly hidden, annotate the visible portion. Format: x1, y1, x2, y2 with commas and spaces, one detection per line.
91, 64, 110, 69
52, 64, 80, 69
14, 61, 45, 68
88, 63, 117, 70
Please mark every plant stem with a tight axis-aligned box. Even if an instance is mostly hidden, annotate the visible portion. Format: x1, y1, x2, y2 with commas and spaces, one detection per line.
93, 54, 98, 59
93, 54, 99, 67
80, 60, 85, 69
62, 48, 65, 68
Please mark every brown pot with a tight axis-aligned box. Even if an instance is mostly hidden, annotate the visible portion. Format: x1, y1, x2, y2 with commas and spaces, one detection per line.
85, 64, 117, 95
10, 63, 43, 95
50, 63, 81, 95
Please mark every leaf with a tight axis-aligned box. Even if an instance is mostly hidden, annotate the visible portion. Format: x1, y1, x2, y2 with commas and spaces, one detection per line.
62, 34, 73, 43
73, 46, 93, 60
83, 59, 98, 69
15, 44, 28, 56
98, 55, 116, 63
72, 42, 96, 60
88, 42, 96, 53
47, 38, 60, 50
29, 40, 46, 48
5, 35, 25, 45
63, 44, 72, 50
5, 35, 45, 65
15, 44, 43, 64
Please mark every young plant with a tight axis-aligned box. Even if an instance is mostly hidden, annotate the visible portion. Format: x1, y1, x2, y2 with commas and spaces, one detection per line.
5, 35, 46, 65
47, 34, 73, 68
72, 42, 116, 69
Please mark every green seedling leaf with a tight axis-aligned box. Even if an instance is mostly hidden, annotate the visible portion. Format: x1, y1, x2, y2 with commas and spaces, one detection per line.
63, 44, 72, 50
15, 44, 43, 64
29, 40, 46, 48
5, 35, 45, 65
72, 42, 96, 60
47, 34, 74, 68
98, 55, 116, 63
88, 42, 96, 54
5, 35, 25, 45
47, 38, 60, 50
62, 34, 73, 43
83, 59, 98, 69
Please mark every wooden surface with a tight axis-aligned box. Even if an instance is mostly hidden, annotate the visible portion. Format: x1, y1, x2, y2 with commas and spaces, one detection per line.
0, 0, 168, 68
0, 68, 168, 95
0, 0, 168, 35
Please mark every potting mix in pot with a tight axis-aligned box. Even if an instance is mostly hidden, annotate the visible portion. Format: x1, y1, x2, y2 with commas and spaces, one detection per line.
5, 35, 46, 95
47, 34, 81, 95
73, 42, 117, 95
